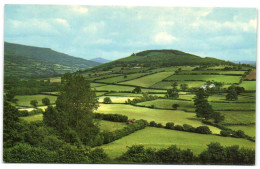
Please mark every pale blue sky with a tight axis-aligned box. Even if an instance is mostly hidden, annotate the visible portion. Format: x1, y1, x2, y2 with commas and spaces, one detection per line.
4, 5, 257, 61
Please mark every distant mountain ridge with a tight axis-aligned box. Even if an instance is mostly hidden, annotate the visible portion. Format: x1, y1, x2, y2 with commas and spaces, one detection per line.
4, 42, 101, 78
232, 60, 256, 67
90, 57, 111, 63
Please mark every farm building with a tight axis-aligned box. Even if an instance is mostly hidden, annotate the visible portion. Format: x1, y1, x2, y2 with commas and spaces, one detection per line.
200, 84, 215, 90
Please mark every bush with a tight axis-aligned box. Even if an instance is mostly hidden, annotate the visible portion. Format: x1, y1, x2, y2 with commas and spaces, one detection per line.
195, 126, 212, 134
149, 121, 157, 127
183, 124, 195, 132
234, 130, 246, 138
174, 125, 184, 131
172, 104, 180, 110
165, 122, 175, 129
220, 130, 232, 137
156, 123, 163, 128
94, 113, 128, 122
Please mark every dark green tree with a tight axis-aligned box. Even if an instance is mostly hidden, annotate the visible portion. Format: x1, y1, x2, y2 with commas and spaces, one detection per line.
172, 104, 180, 110
211, 112, 225, 123
180, 84, 188, 91
194, 89, 214, 120
226, 86, 238, 101
132, 86, 142, 93
42, 97, 50, 106
103, 97, 112, 104
30, 100, 38, 108
55, 73, 99, 145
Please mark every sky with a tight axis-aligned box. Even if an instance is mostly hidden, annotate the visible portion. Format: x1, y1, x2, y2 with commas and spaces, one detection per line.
4, 5, 257, 61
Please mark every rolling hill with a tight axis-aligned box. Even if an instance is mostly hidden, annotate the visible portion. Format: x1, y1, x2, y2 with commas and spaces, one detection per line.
92, 49, 235, 71
4, 42, 101, 78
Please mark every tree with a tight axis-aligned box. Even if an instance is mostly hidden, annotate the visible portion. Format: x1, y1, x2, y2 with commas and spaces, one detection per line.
6, 90, 16, 102
194, 89, 214, 120
172, 104, 180, 110
42, 97, 50, 106
226, 86, 238, 101
165, 122, 175, 129
55, 73, 99, 145
132, 86, 141, 93
211, 112, 225, 123
180, 84, 188, 91
30, 100, 38, 108
103, 97, 112, 104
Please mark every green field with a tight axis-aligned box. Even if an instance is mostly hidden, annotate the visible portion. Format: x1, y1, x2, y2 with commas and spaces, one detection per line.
177, 70, 246, 75
120, 72, 174, 87
227, 125, 255, 137
95, 92, 107, 96
91, 83, 107, 87
136, 99, 195, 112
239, 81, 256, 91
166, 75, 241, 83
96, 104, 221, 134
15, 95, 57, 107
211, 102, 255, 111
97, 73, 148, 83
99, 120, 127, 132
151, 81, 205, 89
20, 113, 43, 122
219, 111, 255, 125
208, 94, 256, 103
95, 84, 166, 93
99, 127, 255, 159
98, 96, 138, 103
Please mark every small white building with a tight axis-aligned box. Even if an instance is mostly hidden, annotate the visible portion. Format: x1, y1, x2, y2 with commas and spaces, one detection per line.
200, 84, 215, 90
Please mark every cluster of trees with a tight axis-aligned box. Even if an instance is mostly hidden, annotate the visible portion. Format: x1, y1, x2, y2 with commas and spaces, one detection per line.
226, 85, 245, 101
117, 143, 255, 164
132, 86, 142, 93
102, 119, 148, 144
17, 109, 43, 117
194, 89, 224, 123
126, 93, 158, 105
149, 121, 212, 134
3, 100, 108, 163
4, 78, 60, 97
94, 113, 128, 122
165, 82, 179, 99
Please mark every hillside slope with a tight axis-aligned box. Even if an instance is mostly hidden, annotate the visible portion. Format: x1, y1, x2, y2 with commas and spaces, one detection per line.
93, 50, 234, 70
90, 57, 111, 63
4, 42, 100, 78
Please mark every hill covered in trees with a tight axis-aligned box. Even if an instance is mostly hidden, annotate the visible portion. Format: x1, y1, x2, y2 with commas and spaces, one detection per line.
92, 50, 235, 71
4, 42, 101, 78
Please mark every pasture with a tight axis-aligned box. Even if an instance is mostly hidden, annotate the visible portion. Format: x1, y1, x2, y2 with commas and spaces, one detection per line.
99, 127, 255, 159
239, 81, 256, 91
98, 120, 127, 132
136, 99, 195, 112
96, 73, 148, 83
227, 125, 255, 137
98, 96, 138, 103
166, 75, 241, 83
20, 114, 43, 122
219, 111, 255, 125
96, 104, 221, 134
14, 95, 57, 107
120, 72, 174, 87
151, 81, 205, 89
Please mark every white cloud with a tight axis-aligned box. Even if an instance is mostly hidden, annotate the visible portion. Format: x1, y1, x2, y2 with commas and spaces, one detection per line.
158, 21, 174, 27
55, 18, 70, 29
153, 32, 178, 45
82, 21, 105, 34
71, 6, 88, 14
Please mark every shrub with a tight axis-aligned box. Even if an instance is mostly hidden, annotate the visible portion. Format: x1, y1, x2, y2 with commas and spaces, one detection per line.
234, 130, 246, 138
220, 130, 232, 137
165, 122, 175, 129
156, 123, 163, 128
149, 121, 157, 127
174, 125, 184, 131
195, 126, 212, 134
94, 113, 128, 122
183, 124, 195, 132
